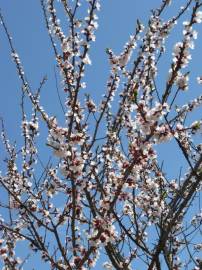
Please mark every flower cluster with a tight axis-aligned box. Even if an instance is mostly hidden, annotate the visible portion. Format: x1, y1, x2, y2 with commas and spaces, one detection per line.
89, 217, 117, 246
136, 101, 170, 136
194, 10, 202, 23
106, 34, 138, 71
169, 17, 199, 91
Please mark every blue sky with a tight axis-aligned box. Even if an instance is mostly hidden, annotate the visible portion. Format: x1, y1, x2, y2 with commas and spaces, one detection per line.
0, 1, 202, 269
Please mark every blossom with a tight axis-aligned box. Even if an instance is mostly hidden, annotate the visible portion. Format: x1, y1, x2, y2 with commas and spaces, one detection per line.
103, 262, 113, 270
195, 11, 202, 23
61, 38, 71, 53
197, 76, 202, 84
176, 73, 189, 90
123, 202, 133, 215
86, 98, 96, 112
82, 54, 92, 65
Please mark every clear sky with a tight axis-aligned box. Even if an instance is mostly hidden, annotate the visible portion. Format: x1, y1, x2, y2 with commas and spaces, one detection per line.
0, 1, 202, 269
